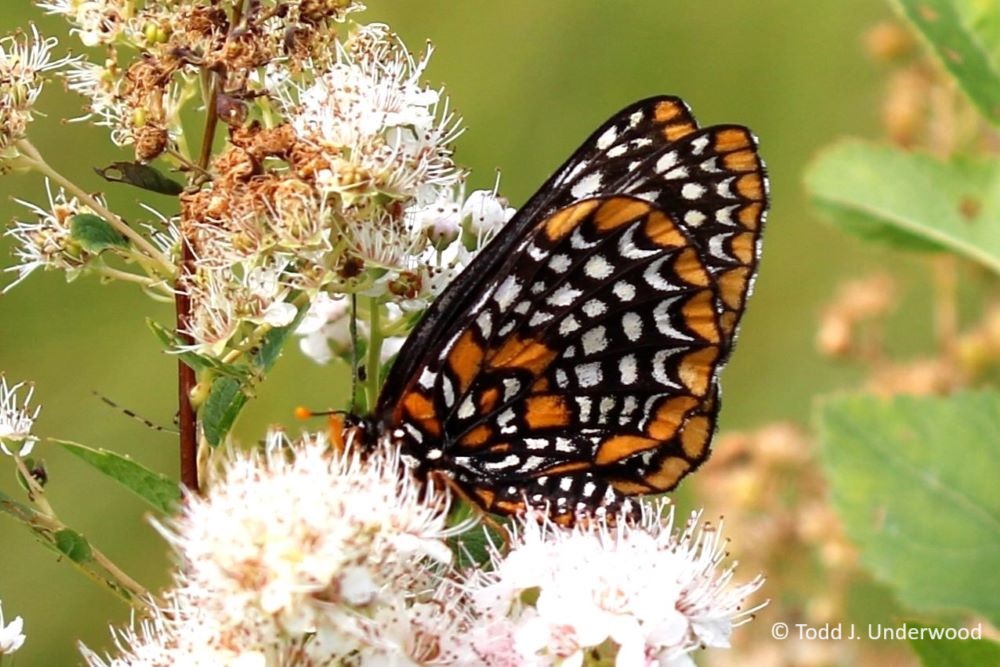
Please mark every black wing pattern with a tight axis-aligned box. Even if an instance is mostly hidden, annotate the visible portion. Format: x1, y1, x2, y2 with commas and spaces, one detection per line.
375, 96, 768, 521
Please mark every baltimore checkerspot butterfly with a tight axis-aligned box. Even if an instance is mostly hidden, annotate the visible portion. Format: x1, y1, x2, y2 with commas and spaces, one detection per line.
350, 96, 768, 522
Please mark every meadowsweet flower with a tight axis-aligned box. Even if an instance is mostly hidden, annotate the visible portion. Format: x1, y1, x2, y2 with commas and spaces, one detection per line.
143, 432, 469, 662
0, 25, 74, 158
0, 375, 40, 457
463, 188, 516, 237
296, 292, 351, 364
4, 182, 113, 292
36, 0, 129, 47
462, 502, 766, 666
0, 601, 25, 655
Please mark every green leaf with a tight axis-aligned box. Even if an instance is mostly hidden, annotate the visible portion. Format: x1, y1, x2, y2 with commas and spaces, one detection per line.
202, 305, 308, 446
907, 621, 1000, 666
147, 318, 246, 378
54, 528, 93, 562
817, 392, 1000, 626
57, 440, 179, 514
805, 141, 1000, 274
69, 213, 130, 252
892, 0, 1000, 125
94, 161, 185, 195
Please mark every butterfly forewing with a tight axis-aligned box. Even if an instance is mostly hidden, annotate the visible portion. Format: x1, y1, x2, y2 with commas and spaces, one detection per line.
374, 97, 768, 520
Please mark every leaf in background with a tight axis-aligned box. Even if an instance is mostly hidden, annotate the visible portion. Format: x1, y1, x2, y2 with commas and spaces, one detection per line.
94, 162, 185, 195
805, 140, 1000, 275
69, 214, 130, 253
891, 0, 1000, 125
907, 622, 1000, 666
818, 392, 1000, 627
202, 304, 308, 446
54, 528, 93, 562
147, 318, 248, 378
57, 440, 179, 514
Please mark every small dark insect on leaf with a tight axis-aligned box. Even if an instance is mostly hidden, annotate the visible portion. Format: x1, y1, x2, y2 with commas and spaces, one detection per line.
94, 161, 185, 195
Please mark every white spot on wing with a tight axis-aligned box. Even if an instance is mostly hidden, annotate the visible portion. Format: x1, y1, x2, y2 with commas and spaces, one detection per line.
549, 254, 572, 274
682, 182, 706, 200
619, 354, 638, 384
684, 210, 707, 227
596, 126, 618, 150
560, 315, 581, 335
575, 362, 603, 388
654, 296, 694, 340
582, 326, 608, 355
570, 172, 603, 199
548, 285, 583, 307
584, 255, 614, 280
656, 151, 678, 172
613, 281, 636, 301
622, 312, 643, 342
493, 275, 521, 311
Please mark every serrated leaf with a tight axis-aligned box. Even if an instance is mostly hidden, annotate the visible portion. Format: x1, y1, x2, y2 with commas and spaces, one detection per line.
202, 304, 308, 446
58, 440, 178, 514
907, 621, 1000, 666
54, 528, 93, 562
70, 214, 130, 253
817, 392, 1000, 626
892, 0, 1000, 125
805, 141, 1000, 274
95, 161, 185, 195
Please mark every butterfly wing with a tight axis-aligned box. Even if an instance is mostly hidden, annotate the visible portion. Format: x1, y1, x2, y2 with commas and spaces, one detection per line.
376, 97, 768, 519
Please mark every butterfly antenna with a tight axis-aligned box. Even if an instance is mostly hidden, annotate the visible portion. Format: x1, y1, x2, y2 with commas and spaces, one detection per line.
93, 391, 178, 434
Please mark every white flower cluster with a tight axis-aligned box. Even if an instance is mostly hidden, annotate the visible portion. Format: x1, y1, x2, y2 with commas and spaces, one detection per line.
83, 432, 473, 665
0, 25, 73, 160
0, 374, 40, 457
86, 436, 764, 666
466, 503, 766, 666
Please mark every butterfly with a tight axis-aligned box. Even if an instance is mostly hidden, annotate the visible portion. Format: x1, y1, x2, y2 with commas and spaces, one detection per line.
360, 96, 767, 522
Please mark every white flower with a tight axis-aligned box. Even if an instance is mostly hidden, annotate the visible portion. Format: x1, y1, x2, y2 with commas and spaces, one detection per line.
0, 601, 25, 655
146, 432, 470, 661
0, 375, 40, 457
3, 181, 108, 292
284, 23, 463, 204
36, 0, 128, 47
296, 292, 351, 364
0, 25, 75, 153
462, 189, 515, 237
462, 501, 766, 666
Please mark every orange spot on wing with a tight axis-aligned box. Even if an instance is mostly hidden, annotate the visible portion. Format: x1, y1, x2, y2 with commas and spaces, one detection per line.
402, 391, 441, 437
644, 210, 685, 248
679, 347, 718, 396
460, 424, 493, 448
647, 395, 699, 440
682, 290, 720, 343
544, 200, 600, 242
473, 488, 496, 508
490, 335, 558, 374
714, 128, 751, 152
531, 377, 551, 392
654, 100, 686, 123
738, 202, 764, 230
718, 267, 750, 310
524, 395, 571, 429
680, 415, 712, 459
643, 456, 691, 491
610, 479, 653, 494
720, 311, 738, 340
541, 461, 592, 475
672, 247, 710, 287
594, 198, 651, 231
494, 499, 525, 514
448, 330, 484, 393
665, 122, 697, 141
722, 149, 760, 173
595, 434, 660, 465
730, 231, 755, 264
479, 387, 500, 413
736, 172, 764, 200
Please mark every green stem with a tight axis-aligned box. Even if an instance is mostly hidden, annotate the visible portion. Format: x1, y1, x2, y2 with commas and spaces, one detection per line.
366, 297, 382, 412
14, 139, 174, 274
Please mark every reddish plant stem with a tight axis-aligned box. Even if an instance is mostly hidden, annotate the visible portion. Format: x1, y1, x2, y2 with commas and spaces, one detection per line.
176, 239, 199, 493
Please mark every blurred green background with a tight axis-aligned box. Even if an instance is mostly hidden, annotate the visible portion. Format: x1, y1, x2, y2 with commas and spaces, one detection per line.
0, 0, 940, 664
